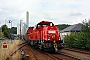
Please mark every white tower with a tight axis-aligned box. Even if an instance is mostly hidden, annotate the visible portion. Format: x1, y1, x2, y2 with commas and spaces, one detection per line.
26, 11, 29, 26
26, 11, 29, 33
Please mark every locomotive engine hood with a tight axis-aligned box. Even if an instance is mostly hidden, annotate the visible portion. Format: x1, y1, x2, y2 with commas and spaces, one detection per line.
43, 26, 60, 41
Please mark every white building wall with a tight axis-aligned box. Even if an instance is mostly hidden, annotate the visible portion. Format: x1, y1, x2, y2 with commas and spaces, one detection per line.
22, 23, 27, 35
17, 11, 29, 35
60, 32, 71, 42
17, 23, 27, 35
17, 23, 20, 35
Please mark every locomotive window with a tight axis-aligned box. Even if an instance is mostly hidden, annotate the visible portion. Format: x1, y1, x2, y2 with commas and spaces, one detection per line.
50, 23, 52, 26
43, 25, 47, 26
38, 25, 41, 28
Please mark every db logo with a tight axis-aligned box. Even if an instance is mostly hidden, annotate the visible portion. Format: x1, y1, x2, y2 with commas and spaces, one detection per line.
2, 42, 8, 49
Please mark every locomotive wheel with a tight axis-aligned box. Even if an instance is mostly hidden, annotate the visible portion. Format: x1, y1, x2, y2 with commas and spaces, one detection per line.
30, 40, 33, 45
39, 45, 42, 49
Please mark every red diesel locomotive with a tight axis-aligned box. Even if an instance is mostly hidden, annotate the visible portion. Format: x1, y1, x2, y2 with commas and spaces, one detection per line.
24, 21, 64, 51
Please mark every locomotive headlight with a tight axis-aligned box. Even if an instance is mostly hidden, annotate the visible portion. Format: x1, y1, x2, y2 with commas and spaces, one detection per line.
52, 35, 55, 39
48, 37, 50, 40
59, 37, 61, 40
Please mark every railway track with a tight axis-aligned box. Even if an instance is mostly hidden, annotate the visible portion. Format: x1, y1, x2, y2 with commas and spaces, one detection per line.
21, 45, 64, 60
59, 52, 81, 60
62, 48, 90, 60
18, 44, 83, 60
6, 41, 90, 60
18, 41, 27, 46
43, 51, 80, 60
42, 52, 62, 60
11, 42, 28, 56
64, 48, 90, 55
31, 47, 74, 60
6, 41, 28, 60
28, 46, 56, 60
29, 46, 40, 60
18, 42, 78, 60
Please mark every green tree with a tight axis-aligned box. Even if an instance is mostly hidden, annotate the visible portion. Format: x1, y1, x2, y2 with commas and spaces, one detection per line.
64, 32, 87, 49
56, 24, 70, 30
1, 25, 10, 38
64, 33, 75, 48
11, 27, 17, 34
81, 19, 90, 49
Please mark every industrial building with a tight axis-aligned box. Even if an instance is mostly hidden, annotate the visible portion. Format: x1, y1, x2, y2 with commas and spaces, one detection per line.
17, 11, 29, 35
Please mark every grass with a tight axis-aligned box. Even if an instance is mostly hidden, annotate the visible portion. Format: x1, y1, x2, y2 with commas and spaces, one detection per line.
0, 40, 23, 60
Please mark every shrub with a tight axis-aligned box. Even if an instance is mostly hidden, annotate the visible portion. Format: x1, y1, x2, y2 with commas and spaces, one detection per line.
64, 32, 88, 49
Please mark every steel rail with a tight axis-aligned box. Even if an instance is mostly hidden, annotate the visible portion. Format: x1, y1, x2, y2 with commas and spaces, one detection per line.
6, 42, 28, 60
64, 48, 90, 55
59, 52, 81, 60
29, 46, 39, 60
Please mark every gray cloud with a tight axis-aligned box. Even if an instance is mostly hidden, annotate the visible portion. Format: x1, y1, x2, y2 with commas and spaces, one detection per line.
69, 11, 82, 16
0, 0, 90, 27
42, 13, 58, 20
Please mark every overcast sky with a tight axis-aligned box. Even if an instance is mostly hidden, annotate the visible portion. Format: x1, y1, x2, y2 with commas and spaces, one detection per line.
0, 0, 90, 27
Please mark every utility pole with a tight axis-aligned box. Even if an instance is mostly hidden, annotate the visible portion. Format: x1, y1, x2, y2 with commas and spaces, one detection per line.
20, 20, 23, 40
5, 19, 6, 25
8, 20, 12, 40
8, 20, 12, 33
